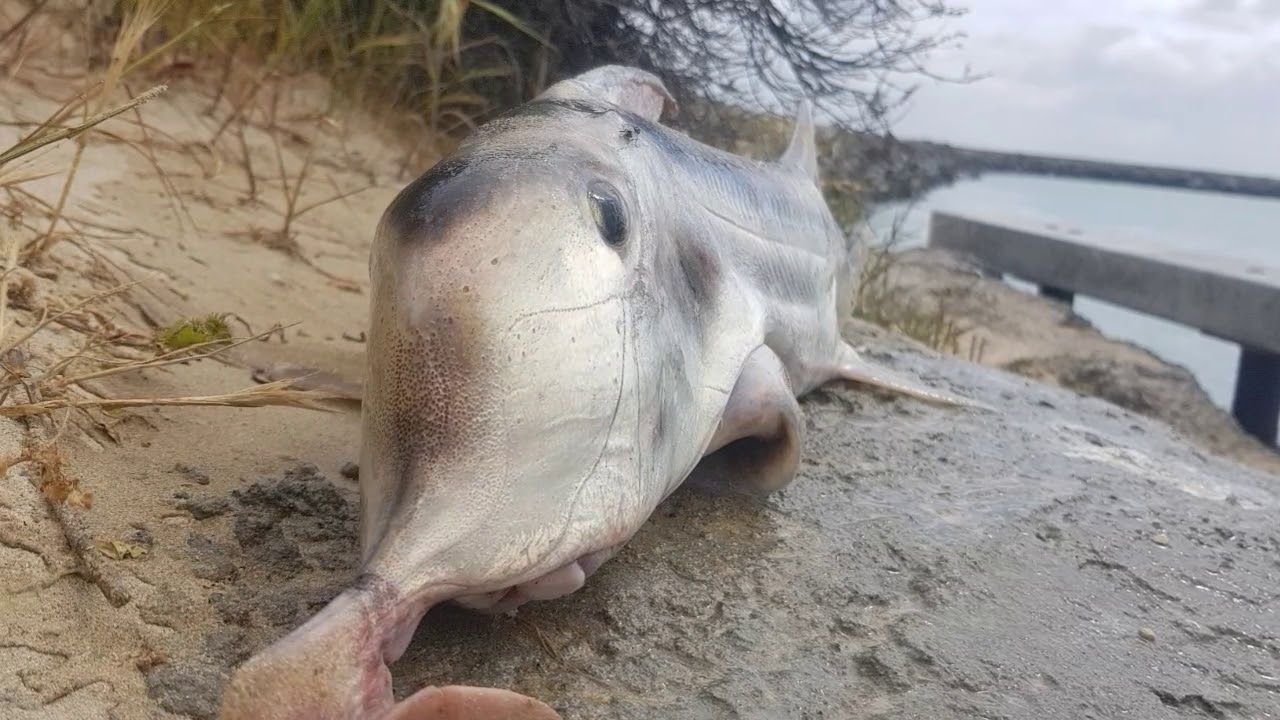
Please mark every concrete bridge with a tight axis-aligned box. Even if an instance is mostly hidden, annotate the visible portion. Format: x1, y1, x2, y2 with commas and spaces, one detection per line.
926, 211, 1280, 448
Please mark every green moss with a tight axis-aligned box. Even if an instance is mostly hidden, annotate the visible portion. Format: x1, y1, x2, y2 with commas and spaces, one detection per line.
157, 314, 232, 351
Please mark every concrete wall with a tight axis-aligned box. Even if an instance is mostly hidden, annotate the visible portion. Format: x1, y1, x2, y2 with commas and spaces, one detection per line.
926, 211, 1280, 357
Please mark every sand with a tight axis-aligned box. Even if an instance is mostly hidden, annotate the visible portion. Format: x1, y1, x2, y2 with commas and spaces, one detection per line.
0, 5, 410, 717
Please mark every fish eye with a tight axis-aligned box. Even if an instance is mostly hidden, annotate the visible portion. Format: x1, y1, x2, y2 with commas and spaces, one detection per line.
587, 180, 627, 247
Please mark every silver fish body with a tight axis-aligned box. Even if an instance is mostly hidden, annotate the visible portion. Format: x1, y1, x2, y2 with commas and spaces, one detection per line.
219, 65, 981, 720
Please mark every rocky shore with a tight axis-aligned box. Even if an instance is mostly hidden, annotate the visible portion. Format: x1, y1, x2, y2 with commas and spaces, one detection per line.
673, 97, 1280, 206
873, 247, 1280, 478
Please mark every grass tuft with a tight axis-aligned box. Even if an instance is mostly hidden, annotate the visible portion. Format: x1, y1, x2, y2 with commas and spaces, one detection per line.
848, 204, 981, 361
156, 313, 232, 351
140, 0, 551, 141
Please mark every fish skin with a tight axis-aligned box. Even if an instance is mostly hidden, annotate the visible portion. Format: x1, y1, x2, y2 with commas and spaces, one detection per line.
222, 64, 988, 720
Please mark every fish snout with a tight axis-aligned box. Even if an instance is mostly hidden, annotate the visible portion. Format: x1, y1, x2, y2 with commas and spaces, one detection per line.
217, 585, 400, 720
216, 575, 564, 720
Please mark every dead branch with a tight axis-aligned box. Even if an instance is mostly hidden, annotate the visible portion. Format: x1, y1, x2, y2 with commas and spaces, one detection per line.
46, 497, 131, 606
11, 384, 132, 608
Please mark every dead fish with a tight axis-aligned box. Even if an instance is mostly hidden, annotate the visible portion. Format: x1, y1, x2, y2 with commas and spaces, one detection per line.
220, 64, 988, 720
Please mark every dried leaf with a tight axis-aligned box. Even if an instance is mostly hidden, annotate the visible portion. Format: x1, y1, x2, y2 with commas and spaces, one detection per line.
134, 644, 169, 672
96, 538, 147, 560
26, 442, 94, 510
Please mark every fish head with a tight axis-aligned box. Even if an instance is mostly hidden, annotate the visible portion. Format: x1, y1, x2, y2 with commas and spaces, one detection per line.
219, 66, 687, 720
357, 95, 675, 596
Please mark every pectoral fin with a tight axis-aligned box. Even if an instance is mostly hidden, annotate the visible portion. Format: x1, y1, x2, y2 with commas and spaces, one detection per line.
697, 345, 804, 494
825, 342, 996, 412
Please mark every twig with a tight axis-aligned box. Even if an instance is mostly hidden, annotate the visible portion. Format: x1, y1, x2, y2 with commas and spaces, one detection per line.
46, 498, 130, 606
12, 384, 132, 608
0, 280, 142, 359
208, 68, 270, 146
272, 125, 316, 241
236, 121, 257, 201
10, 79, 104, 151
516, 617, 560, 660
0, 379, 350, 417
31, 138, 84, 256
0, 0, 51, 49
0, 233, 17, 345
25, 334, 106, 389
91, 95, 198, 235
291, 183, 374, 221
53, 323, 295, 386
0, 85, 168, 168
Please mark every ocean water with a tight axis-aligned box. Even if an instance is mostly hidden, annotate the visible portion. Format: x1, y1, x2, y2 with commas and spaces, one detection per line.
865, 173, 1280, 411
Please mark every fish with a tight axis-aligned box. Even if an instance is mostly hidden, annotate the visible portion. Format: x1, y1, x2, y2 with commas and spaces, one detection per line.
219, 64, 988, 720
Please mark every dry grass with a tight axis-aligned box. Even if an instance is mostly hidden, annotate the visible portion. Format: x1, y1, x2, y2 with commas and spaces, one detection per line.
0, 376, 350, 418
0, 0, 392, 607
0, 0, 392, 432
223, 118, 371, 292
0, 85, 168, 168
850, 205, 984, 362
1, 0, 556, 300
144, 0, 551, 144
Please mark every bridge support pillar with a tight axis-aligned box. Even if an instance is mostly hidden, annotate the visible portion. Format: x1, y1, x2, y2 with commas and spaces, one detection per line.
1231, 346, 1280, 447
1039, 284, 1075, 307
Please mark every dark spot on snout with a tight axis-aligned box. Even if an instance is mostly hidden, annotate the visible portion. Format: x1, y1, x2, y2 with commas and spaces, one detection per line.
383, 156, 480, 242
383, 145, 581, 246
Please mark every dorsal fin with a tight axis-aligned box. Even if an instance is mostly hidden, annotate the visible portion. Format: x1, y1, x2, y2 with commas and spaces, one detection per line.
779, 99, 819, 183
535, 65, 678, 122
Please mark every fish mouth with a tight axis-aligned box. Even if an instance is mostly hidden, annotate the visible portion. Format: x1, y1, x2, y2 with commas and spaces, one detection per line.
452, 542, 628, 615
216, 581, 401, 720
215, 577, 424, 720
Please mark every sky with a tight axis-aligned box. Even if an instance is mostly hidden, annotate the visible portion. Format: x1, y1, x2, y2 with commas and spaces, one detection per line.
891, 0, 1280, 175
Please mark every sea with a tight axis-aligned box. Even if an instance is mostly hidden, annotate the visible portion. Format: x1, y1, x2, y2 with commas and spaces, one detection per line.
864, 174, 1280, 412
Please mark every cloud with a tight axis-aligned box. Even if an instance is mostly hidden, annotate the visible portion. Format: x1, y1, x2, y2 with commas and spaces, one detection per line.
1183, 0, 1280, 28
893, 0, 1280, 174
